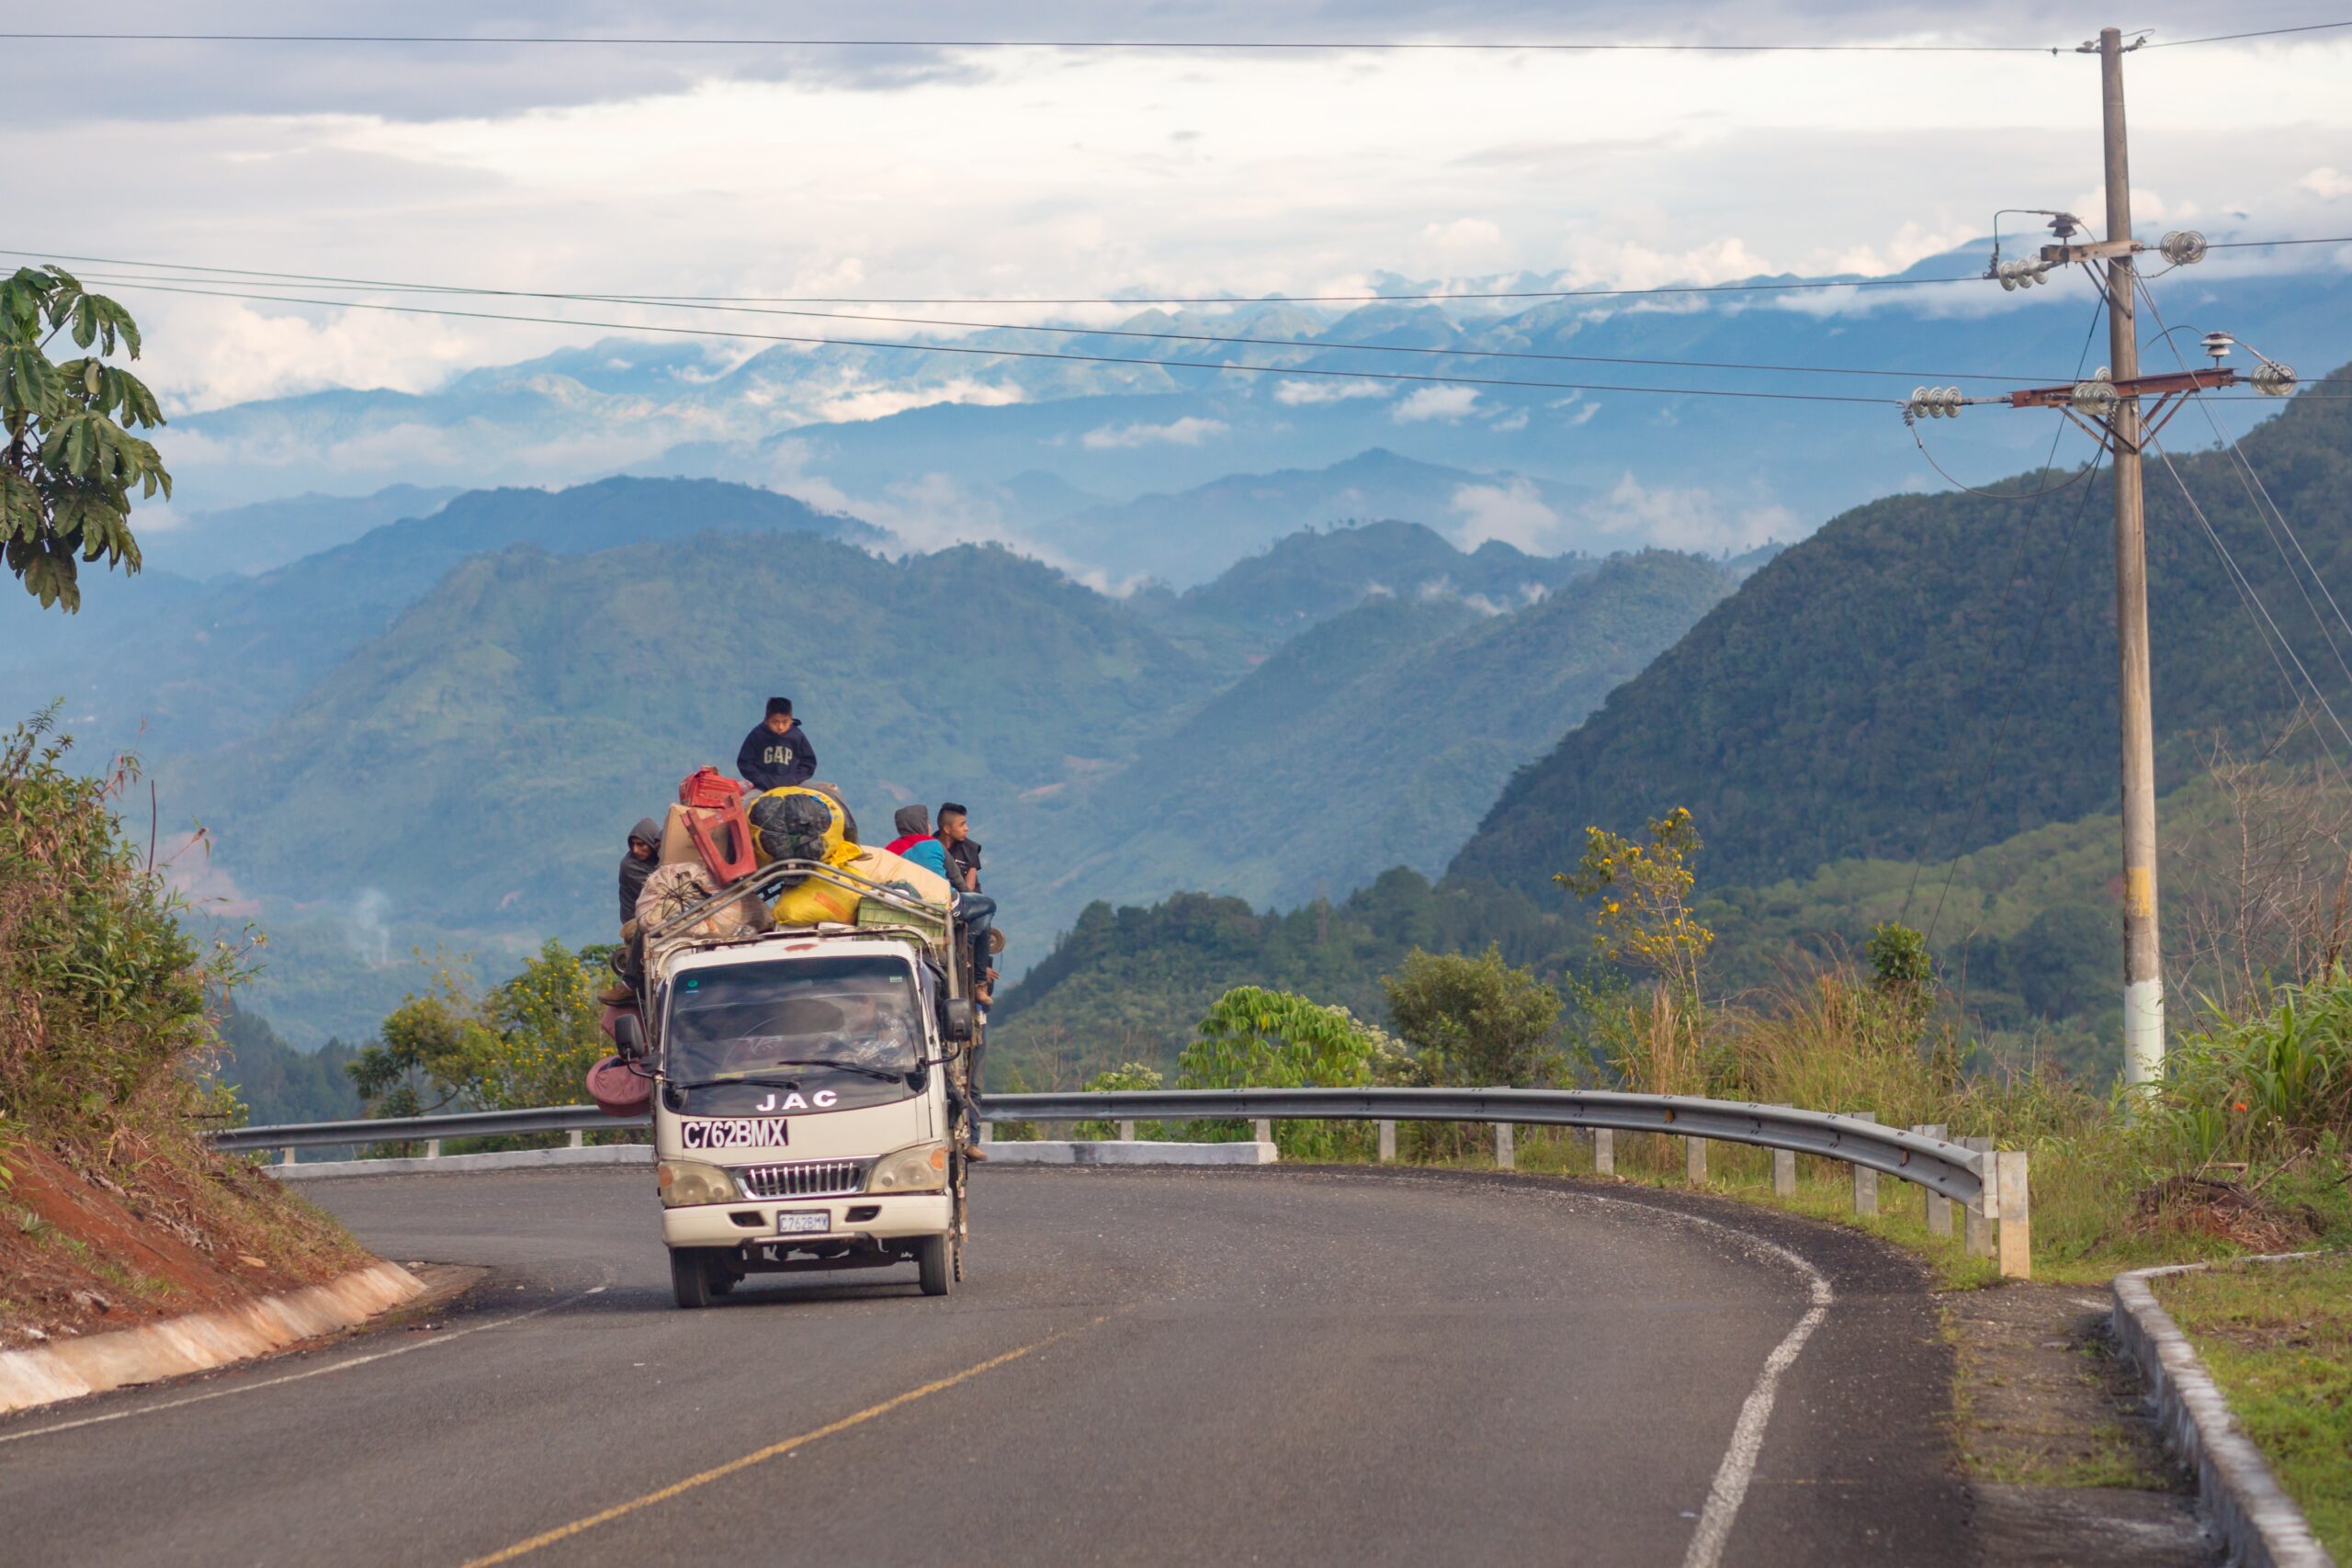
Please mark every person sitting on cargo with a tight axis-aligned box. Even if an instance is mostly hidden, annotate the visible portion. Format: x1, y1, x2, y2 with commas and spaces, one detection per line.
618, 817, 662, 930
937, 802, 983, 896
736, 697, 817, 791
886, 805, 950, 876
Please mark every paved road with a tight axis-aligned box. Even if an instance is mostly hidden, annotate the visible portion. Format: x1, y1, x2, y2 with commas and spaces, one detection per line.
0, 1166, 1973, 1566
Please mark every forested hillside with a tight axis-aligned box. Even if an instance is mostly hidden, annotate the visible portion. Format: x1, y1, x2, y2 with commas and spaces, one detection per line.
1452, 369, 2352, 895
1041, 550, 1737, 917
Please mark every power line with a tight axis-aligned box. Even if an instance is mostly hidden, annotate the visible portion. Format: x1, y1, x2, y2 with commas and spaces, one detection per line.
0, 30, 2066, 53
2144, 20, 2352, 48
2209, 236, 2352, 248
87, 276, 1908, 405
54, 265, 2058, 386
5, 247, 1997, 309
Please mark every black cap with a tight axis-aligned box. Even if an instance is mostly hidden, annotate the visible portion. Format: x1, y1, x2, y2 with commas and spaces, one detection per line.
764, 696, 793, 717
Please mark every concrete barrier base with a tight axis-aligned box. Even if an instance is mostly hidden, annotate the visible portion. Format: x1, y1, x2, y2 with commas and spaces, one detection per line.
271, 1145, 654, 1180
979, 1140, 1277, 1166
0, 1260, 424, 1416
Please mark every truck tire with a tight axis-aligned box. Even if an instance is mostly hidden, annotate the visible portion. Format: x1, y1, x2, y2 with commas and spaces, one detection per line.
670, 1247, 715, 1309
914, 1234, 953, 1297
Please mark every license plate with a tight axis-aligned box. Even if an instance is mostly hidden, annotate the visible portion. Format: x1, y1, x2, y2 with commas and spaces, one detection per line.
678, 1117, 788, 1151
775, 1212, 831, 1235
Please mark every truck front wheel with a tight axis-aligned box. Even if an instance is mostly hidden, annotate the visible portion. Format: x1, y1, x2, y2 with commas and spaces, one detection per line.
670, 1247, 718, 1309
913, 1234, 953, 1297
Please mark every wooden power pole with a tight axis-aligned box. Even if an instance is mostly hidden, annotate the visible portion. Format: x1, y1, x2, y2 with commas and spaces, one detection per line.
2089, 25, 2165, 1087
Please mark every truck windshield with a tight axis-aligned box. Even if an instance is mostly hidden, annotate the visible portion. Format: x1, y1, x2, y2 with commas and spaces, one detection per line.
666, 955, 922, 1085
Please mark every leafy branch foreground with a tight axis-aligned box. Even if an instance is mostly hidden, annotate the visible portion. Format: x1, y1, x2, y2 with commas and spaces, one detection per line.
0, 717, 361, 1344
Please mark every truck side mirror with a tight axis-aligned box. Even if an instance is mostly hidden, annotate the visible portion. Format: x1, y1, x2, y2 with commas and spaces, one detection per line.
940, 998, 976, 1043
613, 1011, 647, 1063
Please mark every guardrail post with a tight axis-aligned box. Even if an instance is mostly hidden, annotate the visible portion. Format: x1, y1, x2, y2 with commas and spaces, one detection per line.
1916, 1123, 1952, 1236
568, 1129, 584, 1150
1117, 1120, 1136, 1142
1849, 1112, 1877, 1216
1593, 1128, 1614, 1176
281, 1145, 298, 1168
424, 1138, 442, 1160
1495, 1121, 1515, 1170
1768, 1104, 1795, 1195
1962, 1136, 1996, 1260
1684, 1135, 1706, 1186
1251, 1118, 1273, 1150
1378, 1120, 1396, 1162
1996, 1150, 2031, 1280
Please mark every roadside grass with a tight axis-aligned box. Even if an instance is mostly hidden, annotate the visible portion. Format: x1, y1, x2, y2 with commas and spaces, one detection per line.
2154, 1254, 2352, 1559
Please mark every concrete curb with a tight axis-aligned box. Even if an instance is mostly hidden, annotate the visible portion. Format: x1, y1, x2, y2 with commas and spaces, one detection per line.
270, 1144, 653, 1181
0, 1259, 424, 1417
978, 1140, 1278, 1167
2111, 1254, 2337, 1568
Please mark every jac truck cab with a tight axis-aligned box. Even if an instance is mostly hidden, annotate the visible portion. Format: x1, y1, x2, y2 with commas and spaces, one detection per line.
616, 863, 979, 1307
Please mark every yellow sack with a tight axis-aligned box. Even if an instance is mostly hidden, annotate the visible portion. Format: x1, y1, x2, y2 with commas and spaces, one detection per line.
772, 875, 862, 927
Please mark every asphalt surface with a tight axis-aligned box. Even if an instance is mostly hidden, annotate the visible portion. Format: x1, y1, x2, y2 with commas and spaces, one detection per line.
0, 1166, 1975, 1567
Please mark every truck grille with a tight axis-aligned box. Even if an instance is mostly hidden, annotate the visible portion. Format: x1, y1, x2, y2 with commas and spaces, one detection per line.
736, 1159, 865, 1200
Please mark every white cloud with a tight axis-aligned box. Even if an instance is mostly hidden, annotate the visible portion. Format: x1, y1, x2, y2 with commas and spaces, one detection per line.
1273, 379, 1392, 406
1589, 473, 1792, 551
1394, 386, 1481, 423
1564, 400, 1602, 428
2303, 167, 2352, 199
1081, 416, 1229, 448
1449, 479, 1562, 551
1490, 408, 1529, 433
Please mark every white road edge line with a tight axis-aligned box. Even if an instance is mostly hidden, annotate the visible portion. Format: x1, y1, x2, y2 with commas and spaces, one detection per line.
0, 1282, 609, 1447
1574, 1194, 1836, 1568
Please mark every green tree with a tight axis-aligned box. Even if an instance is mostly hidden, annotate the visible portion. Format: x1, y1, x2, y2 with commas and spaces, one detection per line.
1177, 986, 1385, 1159
349, 942, 607, 1122
1382, 945, 1564, 1089
2, 267, 170, 611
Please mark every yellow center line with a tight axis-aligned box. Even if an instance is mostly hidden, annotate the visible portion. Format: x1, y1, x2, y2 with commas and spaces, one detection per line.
458, 1314, 1112, 1567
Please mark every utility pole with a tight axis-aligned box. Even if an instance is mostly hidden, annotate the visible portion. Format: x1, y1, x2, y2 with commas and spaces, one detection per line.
2089, 25, 2165, 1089
1921, 29, 2294, 1089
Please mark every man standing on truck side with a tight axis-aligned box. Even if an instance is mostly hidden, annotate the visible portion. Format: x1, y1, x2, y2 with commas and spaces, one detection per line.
736, 697, 816, 791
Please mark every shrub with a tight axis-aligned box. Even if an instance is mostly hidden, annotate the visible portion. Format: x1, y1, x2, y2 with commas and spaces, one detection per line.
1177, 987, 1385, 1159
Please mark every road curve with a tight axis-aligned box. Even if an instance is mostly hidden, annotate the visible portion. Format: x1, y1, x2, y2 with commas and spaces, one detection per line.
0, 1166, 1970, 1567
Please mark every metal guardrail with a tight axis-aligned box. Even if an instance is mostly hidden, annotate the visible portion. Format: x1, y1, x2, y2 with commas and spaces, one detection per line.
212, 1089, 2029, 1275
991, 1088, 1987, 1207
209, 1089, 1980, 1206
210, 1104, 645, 1152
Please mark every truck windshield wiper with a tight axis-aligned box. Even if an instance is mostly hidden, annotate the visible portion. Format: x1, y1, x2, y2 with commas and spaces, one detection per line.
687, 1059, 908, 1087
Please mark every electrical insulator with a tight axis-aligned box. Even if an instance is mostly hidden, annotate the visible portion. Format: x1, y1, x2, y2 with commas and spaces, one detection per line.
1995, 258, 2052, 291
2160, 230, 2208, 265
2201, 331, 2234, 364
2072, 376, 2119, 413
2252, 361, 2298, 397
1906, 386, 1964, 419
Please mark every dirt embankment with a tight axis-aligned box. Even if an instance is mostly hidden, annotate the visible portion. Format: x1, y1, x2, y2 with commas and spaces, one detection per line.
0, 1142, 368, 1350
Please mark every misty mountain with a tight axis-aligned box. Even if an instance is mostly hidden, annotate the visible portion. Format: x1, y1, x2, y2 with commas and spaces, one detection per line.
142, 484, 462, 581
156, 248, 2352, 585
0, 477, 876, 756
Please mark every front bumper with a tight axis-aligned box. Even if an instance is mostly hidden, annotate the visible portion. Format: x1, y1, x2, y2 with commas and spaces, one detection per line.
662, 1190, 953, 1249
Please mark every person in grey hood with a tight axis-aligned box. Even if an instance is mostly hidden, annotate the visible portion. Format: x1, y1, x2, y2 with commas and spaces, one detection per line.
618, 818, 662, 927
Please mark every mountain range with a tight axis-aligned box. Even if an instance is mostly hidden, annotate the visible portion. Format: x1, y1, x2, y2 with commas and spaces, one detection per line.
152, 246, 2352, 589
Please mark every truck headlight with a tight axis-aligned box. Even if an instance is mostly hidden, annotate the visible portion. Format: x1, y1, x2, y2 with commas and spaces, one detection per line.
867, 1143, 949, 1193
657, 1159, 740, 1207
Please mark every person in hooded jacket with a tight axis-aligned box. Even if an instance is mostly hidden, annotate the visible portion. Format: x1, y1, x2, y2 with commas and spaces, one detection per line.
618, 818, 662, 929
886, 805, 949, 876
736, 697, 817, 791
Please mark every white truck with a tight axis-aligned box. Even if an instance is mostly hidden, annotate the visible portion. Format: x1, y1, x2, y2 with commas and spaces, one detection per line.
612, 861, 981, 1308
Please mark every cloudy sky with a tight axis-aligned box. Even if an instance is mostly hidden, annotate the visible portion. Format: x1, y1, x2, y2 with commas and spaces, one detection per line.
6, 2, 2351, 412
